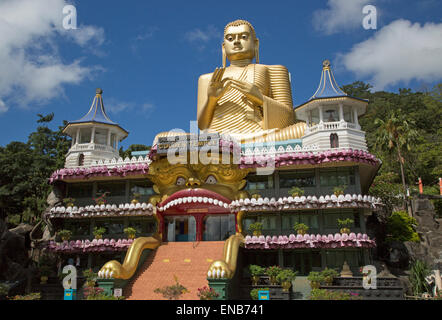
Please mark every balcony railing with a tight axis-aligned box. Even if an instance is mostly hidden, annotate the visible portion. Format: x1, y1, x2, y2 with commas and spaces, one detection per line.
307, 121, 359, 134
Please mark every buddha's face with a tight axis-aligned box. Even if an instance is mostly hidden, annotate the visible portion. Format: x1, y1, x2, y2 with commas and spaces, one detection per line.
223, 24, 256, 62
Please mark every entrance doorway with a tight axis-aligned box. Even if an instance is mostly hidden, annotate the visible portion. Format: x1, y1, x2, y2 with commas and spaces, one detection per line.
165, 216, 196, 242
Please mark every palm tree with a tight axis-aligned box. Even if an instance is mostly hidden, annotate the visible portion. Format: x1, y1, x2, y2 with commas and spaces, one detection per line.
374, 109, 419, 198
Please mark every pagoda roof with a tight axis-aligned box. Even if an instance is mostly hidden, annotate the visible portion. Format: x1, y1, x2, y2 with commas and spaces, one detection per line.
295, 60, 368, 110
65, 88, 128, 135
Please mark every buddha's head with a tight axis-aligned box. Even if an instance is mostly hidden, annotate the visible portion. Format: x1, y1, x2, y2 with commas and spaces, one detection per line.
223, 19, 259, 67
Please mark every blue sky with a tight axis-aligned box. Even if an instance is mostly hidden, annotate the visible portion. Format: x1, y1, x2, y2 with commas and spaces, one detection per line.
0, 0, 441, 149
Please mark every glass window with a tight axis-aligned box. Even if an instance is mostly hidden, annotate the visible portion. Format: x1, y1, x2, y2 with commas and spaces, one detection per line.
67, 183, 93, 207
95, 128, 108, 145
95, 219, 125, 236
259, 215, 277, 231
343, 106, 354, 123
245, 174, 274, 191
203, 215, 236, 241
96, 182, 126, 204
111, 133, 116, 149
309, 109, 320, 126
320, 167, 355, 187
279, 170, 315, 188
64, 220, 90, 237
324, 107, 338, 122
79, 128, 92, 144
130, 180, 154, 203
128, 218, 156, 235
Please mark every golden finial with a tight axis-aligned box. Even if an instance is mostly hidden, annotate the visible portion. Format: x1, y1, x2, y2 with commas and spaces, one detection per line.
322, 59, 331, 70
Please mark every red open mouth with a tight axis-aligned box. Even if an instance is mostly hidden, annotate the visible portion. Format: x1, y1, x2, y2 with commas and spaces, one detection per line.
157, 188, 232, 213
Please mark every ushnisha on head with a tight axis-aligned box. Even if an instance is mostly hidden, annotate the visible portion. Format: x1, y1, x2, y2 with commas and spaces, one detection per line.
222, 19, 259, 67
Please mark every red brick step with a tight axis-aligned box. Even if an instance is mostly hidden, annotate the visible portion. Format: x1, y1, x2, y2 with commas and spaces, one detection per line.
124, 241, 224, 300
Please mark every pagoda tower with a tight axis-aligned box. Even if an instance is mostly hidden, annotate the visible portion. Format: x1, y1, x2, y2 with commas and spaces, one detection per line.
295, 60, 368, 151
62, 88, 128, 168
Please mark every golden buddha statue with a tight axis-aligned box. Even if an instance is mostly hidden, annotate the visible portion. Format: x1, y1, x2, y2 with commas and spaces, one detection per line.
154, 19, 305, 145
197, 19, 305, 143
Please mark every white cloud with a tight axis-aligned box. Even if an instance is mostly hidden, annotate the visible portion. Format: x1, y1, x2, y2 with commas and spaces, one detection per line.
0, 0, 105, 111
106, 99, 155, 119
338, 19, 442, 90
312, 0, 374, 35
184, 25, 220, 50
0, 99, 8, 113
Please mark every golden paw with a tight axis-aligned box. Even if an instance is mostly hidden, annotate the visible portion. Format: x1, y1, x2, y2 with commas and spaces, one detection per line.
208, 261, 231, 279
98, 260, 123, 279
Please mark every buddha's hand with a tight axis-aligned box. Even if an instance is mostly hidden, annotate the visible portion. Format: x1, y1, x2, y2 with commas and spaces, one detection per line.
227, 79, 264, 107
207, 67, 230, 103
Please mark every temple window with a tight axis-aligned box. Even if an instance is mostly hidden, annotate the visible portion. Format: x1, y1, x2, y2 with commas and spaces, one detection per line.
203, 214, 236, 241
323, 209, 360, 229
281, 213, 319, 234
95, 219, 125, 237
79, 128, 92, 144
343, 105, 354, 123
110, 133, 116, 149
324, 107, 338, 122
96, 181, 126, 204
330, 133, 339, 148
128, 218, 156, 235
78, 153, 84, 166
319, 167, 355, 188
325, 250, 364, 273
66, 183, 93, 207
309, 108, 320, 126
279, 170, 315, 188
63, 220, 91, 238
130, 180, 154, 203
95, 128, 108, 145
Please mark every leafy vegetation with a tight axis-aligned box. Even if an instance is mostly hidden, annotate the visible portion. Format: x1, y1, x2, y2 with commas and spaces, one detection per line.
385, 210, 420, 242
409, 260, 431, 296
154, 275, 189, 300
0, 113, 70, 226
250, 288, 269, 300
276, 269, 297, 283
249, 265, 266, 276
309, 289, 362, 300
343, 82, 442, 203
293, 222, 309, 234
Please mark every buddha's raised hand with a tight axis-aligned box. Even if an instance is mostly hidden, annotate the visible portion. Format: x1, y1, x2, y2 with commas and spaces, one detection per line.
207, 67, 230, 102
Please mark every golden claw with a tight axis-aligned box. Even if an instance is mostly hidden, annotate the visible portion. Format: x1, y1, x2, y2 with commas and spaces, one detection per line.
98, 236, 161, 280
207, 233, 244, 279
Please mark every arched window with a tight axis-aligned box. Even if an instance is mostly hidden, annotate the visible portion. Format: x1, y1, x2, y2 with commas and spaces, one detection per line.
330, 133, 339, 148
78, 153, 85, 166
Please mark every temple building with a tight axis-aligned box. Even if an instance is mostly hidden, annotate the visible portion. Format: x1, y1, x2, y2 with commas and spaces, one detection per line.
45, 20, 383, 300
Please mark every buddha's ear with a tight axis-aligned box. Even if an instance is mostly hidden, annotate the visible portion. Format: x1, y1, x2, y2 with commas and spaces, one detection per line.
255, 38, 259, 64
222, 43, 226, 68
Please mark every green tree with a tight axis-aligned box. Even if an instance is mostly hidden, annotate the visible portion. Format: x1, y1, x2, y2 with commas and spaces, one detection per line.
0, 114, 70, 225
119, 144, 151, 159
373, 109, 419, 195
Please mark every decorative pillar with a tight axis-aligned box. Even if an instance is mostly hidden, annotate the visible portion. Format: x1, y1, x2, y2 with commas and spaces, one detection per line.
194, 214, 205, 242
318, 106, 323, 123
91, 127, 96, 143
353, 108, 359, 128
107, 130, 111, 146
76, 128, 80, 145
338, 103, 344, 122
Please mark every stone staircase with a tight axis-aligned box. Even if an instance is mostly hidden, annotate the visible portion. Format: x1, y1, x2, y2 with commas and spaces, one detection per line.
124, 241, 225, 300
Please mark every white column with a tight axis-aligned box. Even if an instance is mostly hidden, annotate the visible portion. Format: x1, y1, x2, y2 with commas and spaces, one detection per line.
91, 127, 96, 143
76, 128, 80, 145
353, 108, 359, 127
107, 130, 111, 146
339, 103, 344, 122
318, 106, 323, 123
